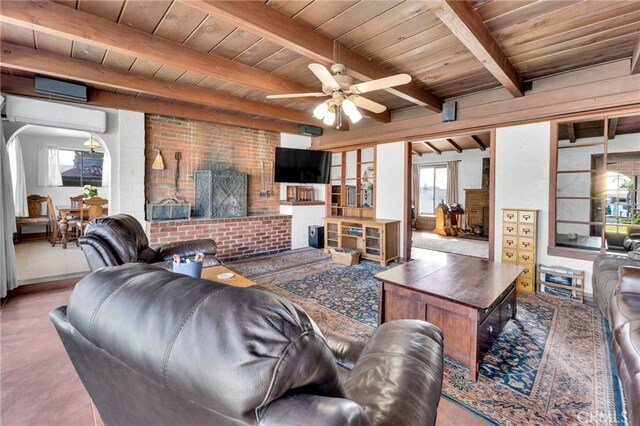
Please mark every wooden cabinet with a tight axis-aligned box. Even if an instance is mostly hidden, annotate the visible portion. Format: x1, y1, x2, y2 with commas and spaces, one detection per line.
502, 209, 537, 293
323, 216, 400, 266
327, 148, 375, 219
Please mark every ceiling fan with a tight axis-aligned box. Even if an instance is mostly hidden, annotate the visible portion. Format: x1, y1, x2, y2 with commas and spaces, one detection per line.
266, 63, 411, 127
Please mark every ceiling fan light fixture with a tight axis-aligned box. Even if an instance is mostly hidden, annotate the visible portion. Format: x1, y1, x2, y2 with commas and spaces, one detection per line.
341, 98, 357, 116
323, 107, 336, 126
313, 102, 329, 120
347, 108, 363, 124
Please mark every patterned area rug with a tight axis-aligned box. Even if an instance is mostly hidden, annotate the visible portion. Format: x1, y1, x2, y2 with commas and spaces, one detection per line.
228, 249, 626, 425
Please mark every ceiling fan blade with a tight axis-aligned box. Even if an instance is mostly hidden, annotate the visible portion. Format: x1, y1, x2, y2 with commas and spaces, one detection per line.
308, 63, 340, 91
266, 92, 327, 99
350, 73, 411, 94
351, 96, 387, 114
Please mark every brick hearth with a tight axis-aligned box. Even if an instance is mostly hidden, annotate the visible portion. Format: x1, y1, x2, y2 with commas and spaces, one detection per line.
146, 215, 292, 261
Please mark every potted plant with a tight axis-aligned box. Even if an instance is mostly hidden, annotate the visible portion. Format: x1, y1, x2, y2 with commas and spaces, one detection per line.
83, 185, 98, 199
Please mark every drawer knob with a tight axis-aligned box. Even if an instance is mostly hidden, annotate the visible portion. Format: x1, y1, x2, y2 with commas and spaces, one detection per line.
523, 268, 529, 274
523, 255, 529, 260
488, 326, 494, 334
523, 242, 530, 247
506, 303, 511, 310
523, 229, 530, 234
523, 282, 529, 287
507, 226, 514, 232
523, 214, 530, 220
508, 214, 514, 219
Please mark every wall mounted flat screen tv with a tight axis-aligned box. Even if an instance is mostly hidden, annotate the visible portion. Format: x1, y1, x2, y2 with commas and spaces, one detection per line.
274, 147, 331, 184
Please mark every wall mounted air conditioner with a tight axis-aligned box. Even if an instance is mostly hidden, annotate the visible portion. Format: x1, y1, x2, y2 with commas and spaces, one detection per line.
4, 95, 107, 133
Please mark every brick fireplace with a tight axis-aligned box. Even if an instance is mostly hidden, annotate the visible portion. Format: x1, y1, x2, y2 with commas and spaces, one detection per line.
144, 115, 291, 259
464, 189, 490, 236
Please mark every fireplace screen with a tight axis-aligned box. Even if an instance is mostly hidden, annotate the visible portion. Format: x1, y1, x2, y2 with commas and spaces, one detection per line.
195, 169, 247, 218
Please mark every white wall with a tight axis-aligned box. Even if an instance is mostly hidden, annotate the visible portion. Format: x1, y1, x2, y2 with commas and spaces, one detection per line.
279, 133, 326, 249
494, 122, 595, 294
376, 141, 406, 258
413, 148, 490, 210
2, 94, 146, 226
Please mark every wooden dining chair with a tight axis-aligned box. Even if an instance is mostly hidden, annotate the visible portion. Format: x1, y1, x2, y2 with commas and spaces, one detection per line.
14, 194, 51, 243
71, 197, 108, 236
45, 196, 65, 247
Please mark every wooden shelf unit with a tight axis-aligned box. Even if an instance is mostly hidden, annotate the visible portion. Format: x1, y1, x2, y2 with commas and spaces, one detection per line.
537, 264, 584, 303
326, 147, 375, 219
324, 216, 400, 266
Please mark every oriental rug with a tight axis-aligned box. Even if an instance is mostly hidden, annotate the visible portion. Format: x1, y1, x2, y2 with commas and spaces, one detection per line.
228, 248, 626, 425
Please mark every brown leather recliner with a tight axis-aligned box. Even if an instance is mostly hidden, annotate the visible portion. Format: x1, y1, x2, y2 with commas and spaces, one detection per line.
78, 213, 221, 271
610, 265, 640, 426
50, 264, 444, 425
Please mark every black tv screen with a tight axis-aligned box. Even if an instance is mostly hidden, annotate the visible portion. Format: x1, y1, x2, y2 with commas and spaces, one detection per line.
274, 147, 331, 184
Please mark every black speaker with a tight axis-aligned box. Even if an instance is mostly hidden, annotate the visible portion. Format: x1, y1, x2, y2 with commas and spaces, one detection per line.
308, 225, 324, 249
442, 101, 457, 122
299, 125, 323, 137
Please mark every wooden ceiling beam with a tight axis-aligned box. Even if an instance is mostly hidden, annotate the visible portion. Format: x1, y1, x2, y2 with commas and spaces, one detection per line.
0, 42, 314, 125
182, 0, 443, 112
470, 135, 486, 151
312, 73, 640, 149
608, 117, 619, 140
0, 0, 312, 96
0, 74, 300, 134
446, 138, 463, 153
568, 123, 576, 143
0, 1, 387, 125
427, 0, 524, 97
422, 141, 441, 155
412, 148, 423, 157
632, 38, 640, 75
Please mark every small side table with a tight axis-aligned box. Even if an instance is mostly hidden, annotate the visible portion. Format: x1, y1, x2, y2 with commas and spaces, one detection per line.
201, 266, 255, 288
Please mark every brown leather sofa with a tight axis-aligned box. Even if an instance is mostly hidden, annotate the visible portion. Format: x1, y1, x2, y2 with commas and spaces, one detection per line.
78, 214, 221, 271
50, 264, 444, 425
610, 266, 640, 426
592, 249, 640, 322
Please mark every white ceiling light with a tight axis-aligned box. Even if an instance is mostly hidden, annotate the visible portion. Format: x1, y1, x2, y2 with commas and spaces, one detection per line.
313, 102, 329, 120
322, 106, 336, 126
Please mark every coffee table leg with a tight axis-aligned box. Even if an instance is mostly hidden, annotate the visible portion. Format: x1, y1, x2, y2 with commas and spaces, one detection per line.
59, 218, 69, 249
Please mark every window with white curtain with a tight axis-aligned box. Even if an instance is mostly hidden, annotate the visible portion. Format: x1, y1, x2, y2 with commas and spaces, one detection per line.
37, 146, 63, 187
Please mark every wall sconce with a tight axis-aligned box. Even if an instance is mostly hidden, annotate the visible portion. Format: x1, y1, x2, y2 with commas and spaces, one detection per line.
152, 150, 165, 170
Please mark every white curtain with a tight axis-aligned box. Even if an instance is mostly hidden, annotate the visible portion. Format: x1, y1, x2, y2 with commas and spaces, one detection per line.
37, 146, 62, 187
0, 95, 19, 297
7, 136, 27, 217
101, 149, 110, 188
446, 161, 458, 204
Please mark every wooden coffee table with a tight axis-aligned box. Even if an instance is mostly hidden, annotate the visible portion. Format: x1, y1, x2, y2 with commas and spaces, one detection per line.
375, 252, 523, 381
201, 265, 255, 288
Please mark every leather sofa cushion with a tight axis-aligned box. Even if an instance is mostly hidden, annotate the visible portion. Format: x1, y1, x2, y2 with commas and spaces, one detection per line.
619, 266, 640, 294
612, 293, 640, 333
83, 214, 150, 263
67, 264, 344, 424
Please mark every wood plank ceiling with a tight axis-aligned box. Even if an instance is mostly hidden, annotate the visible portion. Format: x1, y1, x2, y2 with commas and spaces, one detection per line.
0, 0, 638, 150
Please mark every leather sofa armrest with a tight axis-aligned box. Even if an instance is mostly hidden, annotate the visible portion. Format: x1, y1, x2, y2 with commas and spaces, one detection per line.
344, 320, 443, 426
322, 329, 367, 371
618, 266, 640, 294
259, 394, 371, 426
78, 235, 121, 271
155, 239, 221, 267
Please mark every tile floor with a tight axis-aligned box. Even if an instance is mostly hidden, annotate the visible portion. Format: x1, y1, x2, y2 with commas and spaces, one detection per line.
1, 281, 485, 426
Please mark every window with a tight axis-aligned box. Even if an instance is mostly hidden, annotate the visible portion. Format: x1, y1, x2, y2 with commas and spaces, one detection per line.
550, 112, 640, 257
418, 166, 447, 215
58, 149, 104, 187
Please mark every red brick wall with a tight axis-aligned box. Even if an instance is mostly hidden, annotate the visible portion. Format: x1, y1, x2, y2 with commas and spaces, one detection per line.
145, 115, 280, 215
146, 215, 292, 261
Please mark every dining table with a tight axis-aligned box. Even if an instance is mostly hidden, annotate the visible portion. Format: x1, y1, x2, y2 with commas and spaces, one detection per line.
56, 205, 109, 249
